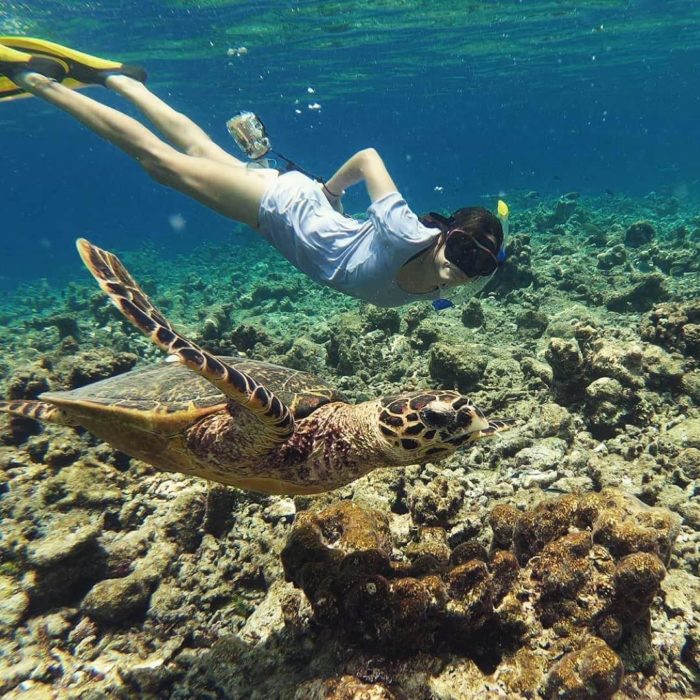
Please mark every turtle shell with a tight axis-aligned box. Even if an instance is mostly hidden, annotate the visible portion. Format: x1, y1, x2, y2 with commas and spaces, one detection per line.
37, 357, 345, 481
41, 357, 345, 420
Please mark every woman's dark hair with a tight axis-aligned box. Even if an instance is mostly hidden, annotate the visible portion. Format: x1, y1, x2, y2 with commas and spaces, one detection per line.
420, 207, 504, 278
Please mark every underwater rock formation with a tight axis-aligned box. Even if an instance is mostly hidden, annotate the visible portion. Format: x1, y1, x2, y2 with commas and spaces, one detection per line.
460, 298, 485, 328
604, 272, 668, 312
295, 675, 397, 699
542, 323, 694, 438
641, 300, 700, 358
428, 342, 487, 392
0, 192, 698, 698
281, 490, 679, 697
544, 638, 624, 700
624, 220, 656, 248
516, 308, 549, 338
492, 233, 535, 292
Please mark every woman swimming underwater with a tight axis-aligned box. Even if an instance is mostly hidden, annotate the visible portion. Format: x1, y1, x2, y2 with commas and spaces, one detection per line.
0, 37, 507, 308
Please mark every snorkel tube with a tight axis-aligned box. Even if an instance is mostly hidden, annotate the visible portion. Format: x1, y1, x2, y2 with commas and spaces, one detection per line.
496, 199, 509, 263
465, 199, 507, 291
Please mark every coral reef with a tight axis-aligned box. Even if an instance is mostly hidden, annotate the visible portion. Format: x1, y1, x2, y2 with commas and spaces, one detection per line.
0, 192, 698, 698
280, 491, 678, 696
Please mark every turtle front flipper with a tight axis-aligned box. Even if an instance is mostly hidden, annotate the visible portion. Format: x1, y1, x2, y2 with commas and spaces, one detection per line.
76, 238, 294, 443
0, 400, 77, 425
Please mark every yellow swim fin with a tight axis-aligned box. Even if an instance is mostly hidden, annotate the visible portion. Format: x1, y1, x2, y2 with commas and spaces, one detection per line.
0, 36, 146, 91
0, 42, 68, 101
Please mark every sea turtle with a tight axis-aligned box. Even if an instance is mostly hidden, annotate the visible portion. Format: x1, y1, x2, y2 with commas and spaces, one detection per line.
0, 239, 513, 495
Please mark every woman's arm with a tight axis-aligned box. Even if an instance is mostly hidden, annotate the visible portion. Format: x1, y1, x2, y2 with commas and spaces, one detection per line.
324, 148, 398, 203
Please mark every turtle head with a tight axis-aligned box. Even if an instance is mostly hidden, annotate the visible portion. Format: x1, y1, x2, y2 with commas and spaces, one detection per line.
375, 390, 510, 464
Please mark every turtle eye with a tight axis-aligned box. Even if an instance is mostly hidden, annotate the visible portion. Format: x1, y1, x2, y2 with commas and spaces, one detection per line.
419, 405, 453, 428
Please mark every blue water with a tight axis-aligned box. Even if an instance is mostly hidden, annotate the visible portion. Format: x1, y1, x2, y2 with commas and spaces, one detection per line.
1, 0, 699, 287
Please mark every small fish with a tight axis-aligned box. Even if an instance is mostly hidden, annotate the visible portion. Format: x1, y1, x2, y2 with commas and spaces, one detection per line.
432, 298, 454, 311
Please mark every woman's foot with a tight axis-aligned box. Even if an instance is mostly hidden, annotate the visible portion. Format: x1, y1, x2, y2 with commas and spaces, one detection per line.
0, 42, 66, 81
103, 73, 144, 91
0, 36, 146, 86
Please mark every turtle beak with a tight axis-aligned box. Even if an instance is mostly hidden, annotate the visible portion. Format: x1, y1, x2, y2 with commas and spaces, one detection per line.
443, 406, 491, 446
417, 400, 491, 446
456, 403, 489, 432
450, 414, 517, 447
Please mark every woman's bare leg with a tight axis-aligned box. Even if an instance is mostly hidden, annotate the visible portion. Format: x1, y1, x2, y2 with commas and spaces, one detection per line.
105, 74, 242, 167
11, 72, 277, 228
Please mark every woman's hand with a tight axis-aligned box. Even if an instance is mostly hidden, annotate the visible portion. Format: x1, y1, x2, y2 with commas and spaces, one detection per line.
320, 182, 344, 214
325, 148, 398, 204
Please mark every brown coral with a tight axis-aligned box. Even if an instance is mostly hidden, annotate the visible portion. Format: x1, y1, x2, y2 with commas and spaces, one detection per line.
295, 675, 397, 700
641, 300, 700, 356
282, 490, 679, 696
544, 638, 624, 700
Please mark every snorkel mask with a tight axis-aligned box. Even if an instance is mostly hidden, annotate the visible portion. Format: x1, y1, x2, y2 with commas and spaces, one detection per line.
429, 200, 509, 311
422, 201, 509, 312
436, 200, 509, 280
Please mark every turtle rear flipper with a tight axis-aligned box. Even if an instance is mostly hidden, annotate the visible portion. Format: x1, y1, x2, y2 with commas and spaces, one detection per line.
75, 238, 294, 444
0, 400, 77, 425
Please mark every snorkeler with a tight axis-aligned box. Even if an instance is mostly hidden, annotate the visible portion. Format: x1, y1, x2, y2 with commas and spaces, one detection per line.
0, 37, 507, 308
